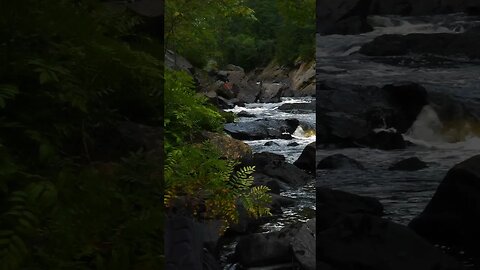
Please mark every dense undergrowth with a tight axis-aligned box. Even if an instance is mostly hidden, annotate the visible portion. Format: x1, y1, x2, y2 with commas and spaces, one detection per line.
0, 1, 164, 269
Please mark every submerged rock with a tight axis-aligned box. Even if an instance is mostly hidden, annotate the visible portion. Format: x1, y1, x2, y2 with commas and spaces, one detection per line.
389, 157, 428, 171
409, 155, 480, 262
317, 154, 365, 170
236, 110, 256, 118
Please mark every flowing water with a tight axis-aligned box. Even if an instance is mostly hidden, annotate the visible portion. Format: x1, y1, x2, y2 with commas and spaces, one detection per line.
317, 13, 480, 226
221, 97, 316, 269
226, 97, 317, 230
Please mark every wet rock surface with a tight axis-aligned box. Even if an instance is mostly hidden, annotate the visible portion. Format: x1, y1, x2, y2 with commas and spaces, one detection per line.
224, 119, 299, 140
410, 155, 480, 264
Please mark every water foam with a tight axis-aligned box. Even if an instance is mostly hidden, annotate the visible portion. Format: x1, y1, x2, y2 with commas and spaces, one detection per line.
404, 105, 480, 150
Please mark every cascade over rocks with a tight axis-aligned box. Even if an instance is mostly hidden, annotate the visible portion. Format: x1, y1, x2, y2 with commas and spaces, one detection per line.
360, 32, 480, 60
316, 81, 426, 149
318, 0, 480, 35
409, 155, 480, 262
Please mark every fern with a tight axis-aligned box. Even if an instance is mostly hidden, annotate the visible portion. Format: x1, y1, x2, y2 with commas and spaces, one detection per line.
0, 85, 19, 109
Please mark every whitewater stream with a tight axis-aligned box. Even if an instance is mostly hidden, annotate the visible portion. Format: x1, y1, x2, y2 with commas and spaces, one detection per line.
317, 13, 480, 267
221, 97, 316, 269
226, 97, 317, 230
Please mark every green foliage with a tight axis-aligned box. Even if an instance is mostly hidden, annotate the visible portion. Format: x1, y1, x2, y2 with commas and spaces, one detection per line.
165, 0, 315, 69
165, 0, 255, 67
164, 68, 271, 232
275, 0, 316, 65
164, 69, 224, 149
164, 144, 271, 231
0, 0, 164, 269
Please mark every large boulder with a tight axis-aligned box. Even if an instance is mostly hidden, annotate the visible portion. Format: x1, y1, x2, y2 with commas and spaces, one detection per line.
409, 155, 480, 262
224, 119, 299, 140
289, 61, 315, 97
278, 101, 316, 114
317, 187, 384, 231
360, 32, 480, 60
165, 50, 193, 73
222, 69, 262, 103
294, 142, 316, 173
317, 0, 373, 35
234, 228, 296, 267
242, 152, 313, 188
292, 219, 316, 270
259, 82, 288, 103
201, 131, 252, 160
235, 219, 315, 269
317, 214, 462, 270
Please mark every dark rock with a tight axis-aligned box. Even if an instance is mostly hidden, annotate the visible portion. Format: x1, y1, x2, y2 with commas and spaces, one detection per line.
389, 157, 428, 171
264, 141, 280, 147
317, 81, 427, 149
237, 110, 256, 118
358, 130, 407, 150
294, 142, 316, 173
287, 142, 300, 147
409, 155, 480, 262
235, 232, 292, 267
317, 214, 462, 270
200, 131, 252, 160
270, 194, 295, 213
242, 152, 313, 187
165, 50, 193, 73
317, 154, 365, 170
223, 70, 261, 103
382, 83, 429, 133
215, 81, 236, 99
317, 0, 373, 35
316, 187, 384, 232
235, 220, 314, 268
292, 219, 316, 270
278, 101, 316, 113
259, 82, 288, 103
165, 214, 222, 270
252, 173, 284, 194
369, 0, 480, 16
224, 119, 299, 140
360, 32, 480, 60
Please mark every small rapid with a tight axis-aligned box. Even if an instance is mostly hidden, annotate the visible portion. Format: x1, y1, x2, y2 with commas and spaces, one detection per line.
317, 13, 480, 226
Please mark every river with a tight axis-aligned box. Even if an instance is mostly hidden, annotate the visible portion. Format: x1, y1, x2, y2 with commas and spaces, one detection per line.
317, 13, 480, 268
